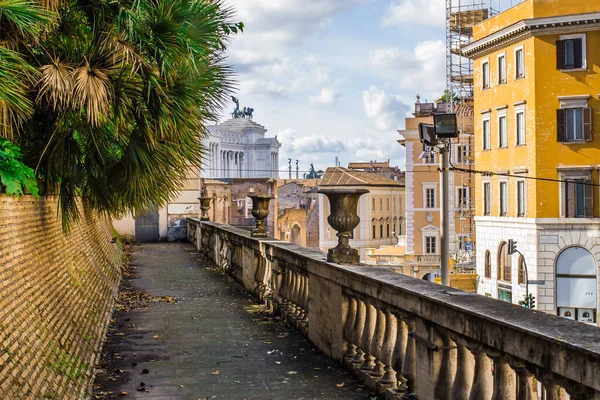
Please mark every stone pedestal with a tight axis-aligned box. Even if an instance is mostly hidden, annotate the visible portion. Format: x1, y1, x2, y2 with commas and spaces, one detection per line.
198, 197, 212, 221
248, 194, 274, 238
318, 188, 368, 264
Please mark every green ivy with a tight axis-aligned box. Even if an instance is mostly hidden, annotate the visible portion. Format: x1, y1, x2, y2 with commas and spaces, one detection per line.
0, 138, 39, 197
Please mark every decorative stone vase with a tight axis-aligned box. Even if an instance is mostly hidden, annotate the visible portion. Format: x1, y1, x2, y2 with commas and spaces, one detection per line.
248, 194, 274, 238
318, 188, 369, 264
198, 197, 212, 221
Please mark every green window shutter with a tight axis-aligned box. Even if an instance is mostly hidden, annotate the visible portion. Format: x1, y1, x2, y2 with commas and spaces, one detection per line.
583, 107, 592, 141
556, 39, 566, 69
557, 109, 566, 142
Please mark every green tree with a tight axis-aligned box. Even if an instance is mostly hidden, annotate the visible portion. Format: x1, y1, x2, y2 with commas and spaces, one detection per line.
0, 0, 242, 228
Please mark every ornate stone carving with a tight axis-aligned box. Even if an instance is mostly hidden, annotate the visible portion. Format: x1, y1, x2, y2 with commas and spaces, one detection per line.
248, 194, 274, 238
198, 197, 212, 221
318, 188, 368, 264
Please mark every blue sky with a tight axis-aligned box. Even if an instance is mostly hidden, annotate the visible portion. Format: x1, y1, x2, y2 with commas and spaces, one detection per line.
221, 0, 516, 175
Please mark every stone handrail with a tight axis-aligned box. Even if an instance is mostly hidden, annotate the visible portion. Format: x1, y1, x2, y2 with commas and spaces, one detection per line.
187, 219, 600, 400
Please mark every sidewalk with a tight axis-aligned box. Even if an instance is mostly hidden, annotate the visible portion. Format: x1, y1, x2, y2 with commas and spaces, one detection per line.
93, 242, 370, 400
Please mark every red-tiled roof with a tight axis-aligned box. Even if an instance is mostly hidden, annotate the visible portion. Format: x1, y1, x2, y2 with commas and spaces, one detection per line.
320, 167, 404, 187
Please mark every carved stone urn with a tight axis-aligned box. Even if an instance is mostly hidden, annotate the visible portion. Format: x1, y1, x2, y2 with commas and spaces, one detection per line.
198, 197, 212, 221
248, 194, 274, 238
318, 188, 369, 264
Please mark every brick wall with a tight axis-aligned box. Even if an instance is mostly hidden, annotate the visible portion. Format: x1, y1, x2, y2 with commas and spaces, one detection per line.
0, 195, 122, 399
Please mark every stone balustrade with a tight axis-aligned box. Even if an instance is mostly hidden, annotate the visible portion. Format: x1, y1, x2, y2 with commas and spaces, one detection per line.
187, 219, 600, 400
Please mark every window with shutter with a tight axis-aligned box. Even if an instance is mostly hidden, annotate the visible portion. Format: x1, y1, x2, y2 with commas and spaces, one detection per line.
583, 107, 592, 141
557, 109, 566, 142
562, 178, 592, 218
558, 35, 586, 70
584, 179, 593, 218
484, 251, 491, 278
556, 39, 566, 69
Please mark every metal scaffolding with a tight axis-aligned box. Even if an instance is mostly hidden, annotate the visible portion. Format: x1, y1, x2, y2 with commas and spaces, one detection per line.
445, 0, 525, 267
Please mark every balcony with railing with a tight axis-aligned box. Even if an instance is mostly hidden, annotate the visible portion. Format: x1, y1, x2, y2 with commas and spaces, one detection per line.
187, 213, 600, 399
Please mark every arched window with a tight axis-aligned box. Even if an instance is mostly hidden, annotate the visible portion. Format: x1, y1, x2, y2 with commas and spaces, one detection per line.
484, 250, 491, 278
556, 247, 597, 323
518, 255, 526, 285
497, 242, 504, 280
497, 242, 511, 282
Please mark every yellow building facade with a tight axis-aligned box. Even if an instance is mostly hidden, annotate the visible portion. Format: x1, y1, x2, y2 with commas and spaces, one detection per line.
464, 0, 600, 324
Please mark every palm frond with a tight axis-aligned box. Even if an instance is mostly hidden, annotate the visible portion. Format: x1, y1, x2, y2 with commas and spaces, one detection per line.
72, 62, 112, 126
37, 58, 73, 111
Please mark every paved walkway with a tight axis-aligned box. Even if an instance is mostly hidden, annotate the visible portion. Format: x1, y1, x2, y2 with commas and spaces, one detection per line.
93, 243, 370, 400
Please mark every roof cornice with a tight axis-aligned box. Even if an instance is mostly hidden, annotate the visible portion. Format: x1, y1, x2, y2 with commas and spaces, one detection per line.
462, 12, 600, 58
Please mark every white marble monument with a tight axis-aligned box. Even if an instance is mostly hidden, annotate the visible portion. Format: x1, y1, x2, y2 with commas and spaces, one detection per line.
202, 97, 281, 178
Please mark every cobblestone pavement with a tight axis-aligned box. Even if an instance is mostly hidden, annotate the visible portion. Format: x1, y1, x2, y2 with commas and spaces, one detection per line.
93, 242, 372, 400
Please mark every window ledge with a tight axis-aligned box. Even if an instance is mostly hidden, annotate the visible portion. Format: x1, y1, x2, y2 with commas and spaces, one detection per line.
560, 140, 587, 144
559, 67, 587, 72
514, 75, 525, 81
515, 143, 526, 147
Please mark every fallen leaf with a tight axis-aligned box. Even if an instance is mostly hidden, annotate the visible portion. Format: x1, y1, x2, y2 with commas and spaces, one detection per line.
119, 392, 128, 396
179, 385, 184, 388
263, 341, 272, 345
276, 361, 281, 365
152, 334, 159, 339
287, 371, 297, 375
212, 369, 220, 375
336, 382, 345, 387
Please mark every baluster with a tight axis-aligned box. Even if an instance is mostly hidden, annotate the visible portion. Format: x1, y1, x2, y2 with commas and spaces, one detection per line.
488, 353, 515, 400
514, 367, 538, 400
281, 267, 291, 311
360, 301, 377, 371
401, 319, 417, 394
467, 345, 493, 400
370, 306, 386, 377
542, 382, 566, 400
344, 296, 358, 358
289, 270, 299, 316
378, 309, 398, 388
351, 298, 367, 365
450, 341, 474, 400
434, 330, 456, 400
301, 275, 309, 323
392, 314, 408, 390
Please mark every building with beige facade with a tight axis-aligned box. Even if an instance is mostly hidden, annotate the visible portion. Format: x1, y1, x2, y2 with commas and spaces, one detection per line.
318, 167, 405, 261
397, 99, 476, 279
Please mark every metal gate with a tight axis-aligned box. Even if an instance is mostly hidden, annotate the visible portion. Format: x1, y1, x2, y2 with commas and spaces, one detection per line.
135, 208, 159, 242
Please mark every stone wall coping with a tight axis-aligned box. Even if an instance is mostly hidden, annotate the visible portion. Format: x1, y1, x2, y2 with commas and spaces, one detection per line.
191, 219, 600, 390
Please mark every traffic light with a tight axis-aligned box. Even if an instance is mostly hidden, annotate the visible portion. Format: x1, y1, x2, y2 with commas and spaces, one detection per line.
528, 295, 535, 309
507, 239, 518, 255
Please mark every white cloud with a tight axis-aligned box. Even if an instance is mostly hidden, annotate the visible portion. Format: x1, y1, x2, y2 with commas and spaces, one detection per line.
362, 86, 410, 131
240, 80, 287, 97
347, 133, 405, 166
368, 48, 420, 70
381, 0, 445, 27
367, 41, 446, 99
278, 128, 347, 154
309, 87, 341, 106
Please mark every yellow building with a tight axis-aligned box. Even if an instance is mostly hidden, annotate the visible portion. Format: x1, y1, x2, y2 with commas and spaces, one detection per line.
397, 99, 475, 278
463, 0, 600, 324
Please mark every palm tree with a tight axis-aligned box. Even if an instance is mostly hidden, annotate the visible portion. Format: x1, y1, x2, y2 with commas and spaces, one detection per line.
0, 0, 241, 227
